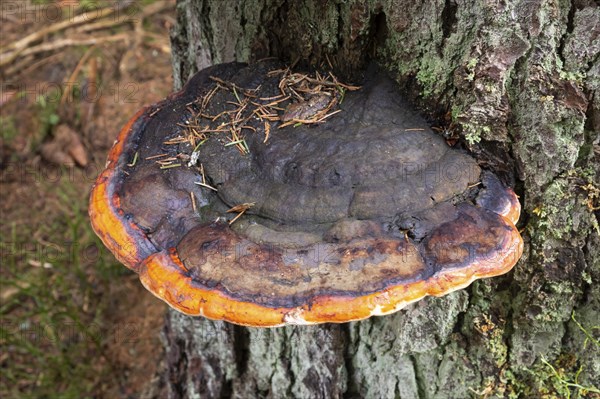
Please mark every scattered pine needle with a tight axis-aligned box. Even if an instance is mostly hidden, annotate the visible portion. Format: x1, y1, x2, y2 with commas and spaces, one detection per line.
145, 153, 168, 160
264, 121, 271, 143
190, 192, 197, 213
127, 152, 139, 167
194, 181, 218, 192
159, 163, 181, 169
167, 67, 361, 202
227, 202, 255, 225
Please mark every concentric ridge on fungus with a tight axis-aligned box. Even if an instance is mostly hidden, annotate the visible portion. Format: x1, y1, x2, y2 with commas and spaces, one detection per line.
89, 61, 523, 327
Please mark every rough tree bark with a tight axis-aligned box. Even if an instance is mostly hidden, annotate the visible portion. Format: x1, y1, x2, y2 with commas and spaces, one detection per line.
157, 0, 599, 397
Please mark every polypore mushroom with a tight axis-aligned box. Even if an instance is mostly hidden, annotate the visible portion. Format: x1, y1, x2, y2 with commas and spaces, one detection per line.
89, 61, 523, 327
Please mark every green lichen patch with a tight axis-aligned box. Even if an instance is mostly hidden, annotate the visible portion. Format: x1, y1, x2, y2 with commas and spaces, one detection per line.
529, 170, 598, 243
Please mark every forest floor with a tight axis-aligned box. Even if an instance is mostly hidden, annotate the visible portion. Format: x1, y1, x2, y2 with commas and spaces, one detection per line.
1, 1, 175, 397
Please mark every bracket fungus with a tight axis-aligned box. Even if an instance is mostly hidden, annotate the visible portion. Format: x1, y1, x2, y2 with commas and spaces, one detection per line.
89, 61, 523, 327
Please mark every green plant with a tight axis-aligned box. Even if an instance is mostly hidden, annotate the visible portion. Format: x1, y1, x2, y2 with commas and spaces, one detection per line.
540, 355, 600, 399
536, 312, 600, 399
35, 90, 61, 142
0, 116, 18, 141
0, 175, 123, 397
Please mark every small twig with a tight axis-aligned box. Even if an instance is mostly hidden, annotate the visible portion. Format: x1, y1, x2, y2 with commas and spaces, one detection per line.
60, 45, 97, 108
3, 51, 64, 79
74, 18, 132, 35
2, 34, 129, 66
1, 7, 117, 54
0, 1, 174, 70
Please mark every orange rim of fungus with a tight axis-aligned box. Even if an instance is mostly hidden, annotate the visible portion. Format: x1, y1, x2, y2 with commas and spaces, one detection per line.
89, 83, 524, 328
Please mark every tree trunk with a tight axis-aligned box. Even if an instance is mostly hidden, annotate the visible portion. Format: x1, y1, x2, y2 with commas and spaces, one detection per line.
158, 0, 599, 397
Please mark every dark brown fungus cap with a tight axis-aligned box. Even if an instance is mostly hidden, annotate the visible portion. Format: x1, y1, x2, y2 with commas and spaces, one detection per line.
89, 61, 523, 327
